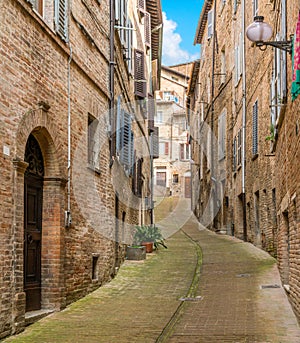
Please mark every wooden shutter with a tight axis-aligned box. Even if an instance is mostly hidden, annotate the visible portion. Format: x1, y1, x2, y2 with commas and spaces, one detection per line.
120, 111, 131, 166
180, 144, 185, 160
151, 59, 158, 92
218, 112, 226, 160
144, 12, 151, 47
134, 50, 146, 97
148, 95, 155, 131
207, 10, 213, 39
55, 0, 68, 41
152, 127, 159, 159
116, 97, 122, 154
165, 142, 169, 155
252, 101, 258, 155
233, 136, 237, 171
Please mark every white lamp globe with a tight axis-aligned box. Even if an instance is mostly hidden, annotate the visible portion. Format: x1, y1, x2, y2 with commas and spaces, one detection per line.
246, 16, 273, 43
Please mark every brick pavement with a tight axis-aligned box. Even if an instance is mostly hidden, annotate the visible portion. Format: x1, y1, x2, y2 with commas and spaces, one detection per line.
162, 216, 300, 343
3, 206, 300, 343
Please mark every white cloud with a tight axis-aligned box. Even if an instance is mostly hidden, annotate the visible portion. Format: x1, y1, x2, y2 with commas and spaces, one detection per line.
162, 12, 199, 66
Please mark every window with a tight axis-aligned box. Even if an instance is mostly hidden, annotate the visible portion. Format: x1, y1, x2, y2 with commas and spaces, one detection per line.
179, 143, 190, 161
207, 10, 213, 39
88, 114, 100, 170
116, 97, 134, 171
233, 136, 237, 171
92, 255, 99, 280
144, 12, 151, 47
134, 50, 146, 97
126, 17, 133, 73
132, 157, 143, 197
156, 111, 163, 123
270, 37, 283, 128
252, 100, 258, 156
237, 129, 242, 166
173, 174, 179, 184
220, 49, 226, 85
253, 0, 258, 17
234, 33, 242, 85
218, 112, 226, 160
159, 142, 169, 156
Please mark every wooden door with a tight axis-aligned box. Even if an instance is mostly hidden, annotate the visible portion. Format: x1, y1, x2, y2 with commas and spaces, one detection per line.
24, 134, 44, 311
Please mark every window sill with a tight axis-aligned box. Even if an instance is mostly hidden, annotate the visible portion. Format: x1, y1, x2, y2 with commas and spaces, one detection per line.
87, 164, 101, 175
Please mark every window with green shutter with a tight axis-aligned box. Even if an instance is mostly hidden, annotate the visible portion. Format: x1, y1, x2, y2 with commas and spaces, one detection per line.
54, 0, 68, 42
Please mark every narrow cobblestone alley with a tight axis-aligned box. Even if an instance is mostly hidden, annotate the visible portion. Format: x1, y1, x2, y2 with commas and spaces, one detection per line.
3, 201, 300, 343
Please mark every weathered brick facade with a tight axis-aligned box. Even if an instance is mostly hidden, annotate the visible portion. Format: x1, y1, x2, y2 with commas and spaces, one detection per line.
0, 0, 162, 338
189, 0, 300, 319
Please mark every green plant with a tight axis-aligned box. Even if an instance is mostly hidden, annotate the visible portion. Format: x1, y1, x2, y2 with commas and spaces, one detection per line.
266, 124, 275, 142
133, 225, 167, 249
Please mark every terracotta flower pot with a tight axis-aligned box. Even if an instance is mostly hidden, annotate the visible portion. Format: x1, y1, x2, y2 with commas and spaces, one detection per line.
141, 241, 154, 253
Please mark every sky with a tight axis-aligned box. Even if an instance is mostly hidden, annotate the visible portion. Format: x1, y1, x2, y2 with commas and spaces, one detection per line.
161, 0, 204, 66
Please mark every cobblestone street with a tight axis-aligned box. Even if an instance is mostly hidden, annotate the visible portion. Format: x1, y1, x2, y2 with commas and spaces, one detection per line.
3, 202, 300, 343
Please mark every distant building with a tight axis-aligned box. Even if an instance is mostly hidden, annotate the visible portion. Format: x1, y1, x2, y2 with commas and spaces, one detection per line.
154, 65, 192, 198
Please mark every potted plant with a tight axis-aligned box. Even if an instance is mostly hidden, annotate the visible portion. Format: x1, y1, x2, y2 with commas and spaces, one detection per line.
133, 225, 167, 253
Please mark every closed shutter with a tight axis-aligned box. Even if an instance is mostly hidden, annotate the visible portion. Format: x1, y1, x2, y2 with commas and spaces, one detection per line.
120, 111, 132, 166
144, 12, 151, 47
152, 127, 159, 159
134, 50, 146, 97
252, 101, 258, 155
116, 97, 122, 154
148, 95, 155, 131
218, 112, 226, 160
55, 0, 68, 41
165, 142, 169, 155
126, 18, 133, 73
207, 10, 213, 39
233, 136, 237, 171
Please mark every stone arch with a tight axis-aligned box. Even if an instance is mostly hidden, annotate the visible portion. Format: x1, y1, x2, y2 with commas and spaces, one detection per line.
13, 104, 67, 322
16, 103, 65, 179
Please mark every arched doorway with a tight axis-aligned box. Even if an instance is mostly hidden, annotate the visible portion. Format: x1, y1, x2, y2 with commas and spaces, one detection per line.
24, 134, 44, 311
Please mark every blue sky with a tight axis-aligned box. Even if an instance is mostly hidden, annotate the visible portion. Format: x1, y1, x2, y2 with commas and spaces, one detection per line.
161, 0, 204, 66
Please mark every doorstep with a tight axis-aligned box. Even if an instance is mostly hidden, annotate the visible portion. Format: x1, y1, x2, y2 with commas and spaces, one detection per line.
25, 309, 54, 326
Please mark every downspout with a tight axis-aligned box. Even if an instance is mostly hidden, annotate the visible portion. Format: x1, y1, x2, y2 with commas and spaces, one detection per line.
66, 2, 73, 228
109, 0, 115, 159
241, 0, 247, 241
150, 131, 154, 224
211, 0, 217, 228
281, 0, 287, 100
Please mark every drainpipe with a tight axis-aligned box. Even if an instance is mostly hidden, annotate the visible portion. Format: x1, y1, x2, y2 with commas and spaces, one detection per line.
211, 0, 217, 228
241, 0, 247, 241
281, 0, 287, 100
109, 0, 115, 150
66, 2, 73, 228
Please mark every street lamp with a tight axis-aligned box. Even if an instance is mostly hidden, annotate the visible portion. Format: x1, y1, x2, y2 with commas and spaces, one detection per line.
246, 16, 292, 54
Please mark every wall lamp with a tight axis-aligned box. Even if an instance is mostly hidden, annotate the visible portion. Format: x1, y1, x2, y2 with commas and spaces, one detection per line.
246, 16, 292, 54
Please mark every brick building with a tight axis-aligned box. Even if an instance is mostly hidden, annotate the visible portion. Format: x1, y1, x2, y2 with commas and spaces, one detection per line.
189, 0, 300, 318
154, 64, 191, 198
0, 0, 162, 338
